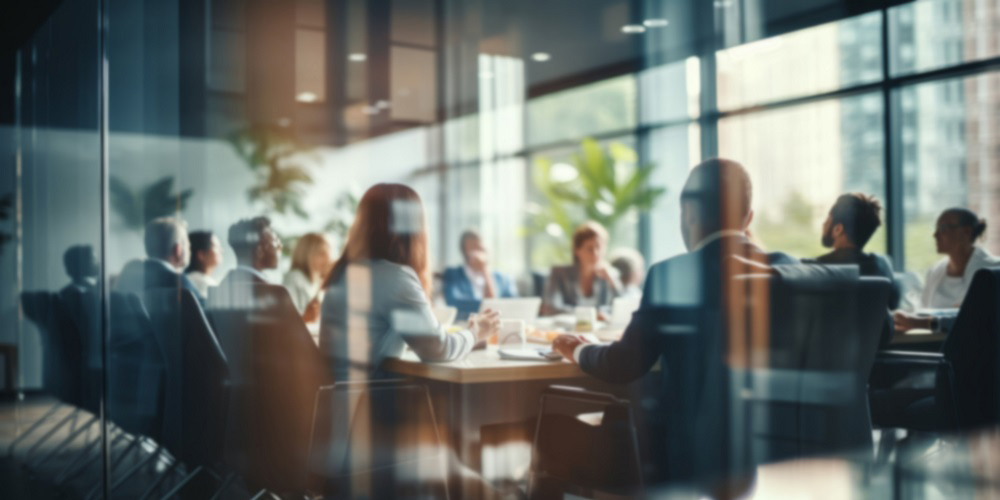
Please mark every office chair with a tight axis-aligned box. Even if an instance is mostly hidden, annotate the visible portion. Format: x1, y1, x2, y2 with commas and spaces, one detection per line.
870, 267, 1000, 434
308, 379, 450, 499
526, 385, 643, 499
207, 283, 331, 497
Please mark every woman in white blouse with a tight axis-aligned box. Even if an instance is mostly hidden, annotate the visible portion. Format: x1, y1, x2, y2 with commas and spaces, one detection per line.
283, 232, 334, 323
184, 230, 223, 299
319, 183, 499, 382
894, 208, 999, 332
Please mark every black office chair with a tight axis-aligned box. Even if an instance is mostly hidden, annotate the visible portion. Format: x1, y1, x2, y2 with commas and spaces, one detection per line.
869, 267, 1000, 434
127, 288, 231, 500
735, 266, 889, 464
207, 283, 331, 496
308, 379, 450, 499
526, 385, 642, 499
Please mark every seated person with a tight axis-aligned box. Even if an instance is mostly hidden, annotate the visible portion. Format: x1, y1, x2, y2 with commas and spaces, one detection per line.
609, 248, 645, 297
220, 216, 282, 287
283, 232, 334, 323
804, 193, 899, 308
442, 229, 518, 319
184, 230, 223, 299
541, 221, 621, 318
894, 208, 998, 333
116, 217, 201, 301
61, 244, 99, 294
552, 159, 795, 487
319, 183, 499, 382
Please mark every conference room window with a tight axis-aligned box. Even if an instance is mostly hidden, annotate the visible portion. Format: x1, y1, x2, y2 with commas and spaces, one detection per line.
644, 124, 702, 262
888, 0, 1000, 77
898, 71, 1000, 273
717, 93, 887, 259
715, 11, 883, 112
525, 74, 637, 148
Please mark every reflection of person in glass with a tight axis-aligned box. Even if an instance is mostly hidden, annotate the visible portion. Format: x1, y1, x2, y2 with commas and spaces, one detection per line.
220, 216, 282, 286
609, 248, 646, 297
541, 221, 621, 318
184, 230, 223, 299
442, 229, 518, 320
319, 183, 499, 381
283, 232, 334, 323
894, 208, 999, 333
61, 244, 99, 294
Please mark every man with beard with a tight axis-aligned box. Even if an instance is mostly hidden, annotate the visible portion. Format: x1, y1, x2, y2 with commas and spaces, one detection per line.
807, 193, 899, 309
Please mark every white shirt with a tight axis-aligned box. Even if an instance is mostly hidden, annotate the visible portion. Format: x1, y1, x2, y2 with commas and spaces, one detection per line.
921, 246, 1000, 309
236, 265, 271, 283
463, 265, 487, 299
186, 271, 218, 298
283, 268, 321, 314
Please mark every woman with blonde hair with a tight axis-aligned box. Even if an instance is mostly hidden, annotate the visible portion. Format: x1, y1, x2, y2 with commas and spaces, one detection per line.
283, 232, 334, 322
319, 183, 499, 381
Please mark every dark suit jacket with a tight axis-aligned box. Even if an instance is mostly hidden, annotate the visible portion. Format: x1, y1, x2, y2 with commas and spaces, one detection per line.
117, 259, 203, 305
441, 266, 518, 319
806, 248, 900, 309
578, 234, 796, 382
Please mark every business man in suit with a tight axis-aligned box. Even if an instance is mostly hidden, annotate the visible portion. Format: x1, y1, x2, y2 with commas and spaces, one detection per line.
552, 158, 795, 490
218, 216, 282, 287
442, 229, 518, 319
116, 217, 202, 302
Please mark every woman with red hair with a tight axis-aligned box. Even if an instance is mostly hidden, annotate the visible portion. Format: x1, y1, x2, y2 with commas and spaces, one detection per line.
319, 183, 499, 381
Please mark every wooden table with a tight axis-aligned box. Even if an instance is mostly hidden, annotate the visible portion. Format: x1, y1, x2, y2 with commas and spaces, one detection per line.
382, 346, 585, 384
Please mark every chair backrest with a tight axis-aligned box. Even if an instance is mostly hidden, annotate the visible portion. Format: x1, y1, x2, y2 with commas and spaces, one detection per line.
939, 267, 1000, 429
141, 288, 230, 466
527, 386, 642, 499
20, 291, 84, 406
206, 282, 331, 493
738, 265, 887, 464
106, 291, 164, 439
308, 380, 448, 498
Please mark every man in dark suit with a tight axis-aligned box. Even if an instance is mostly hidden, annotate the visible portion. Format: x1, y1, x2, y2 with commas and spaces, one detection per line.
552, 158, 795, 490
116, 217, 201, 302
218, 216, 282, 287
442, 229, 518, 319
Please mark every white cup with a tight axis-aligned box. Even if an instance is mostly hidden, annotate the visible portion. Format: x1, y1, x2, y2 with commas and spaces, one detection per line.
499, 319, 526, 348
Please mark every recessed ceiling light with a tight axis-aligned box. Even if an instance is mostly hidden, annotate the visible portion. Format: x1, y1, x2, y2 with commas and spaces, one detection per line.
643, 19, 669, 28
713, 0, 733, 8
621, 24, 646, 34
296, 92, 318, 103
348, 53, 367, 62
531, 52, 551, 62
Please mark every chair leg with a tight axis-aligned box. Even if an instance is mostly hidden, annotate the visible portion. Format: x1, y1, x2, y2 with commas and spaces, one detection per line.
207, 472, 237, 500
156, 465, 203, 500
136, 459, 180, 500
6, 402, 63, 457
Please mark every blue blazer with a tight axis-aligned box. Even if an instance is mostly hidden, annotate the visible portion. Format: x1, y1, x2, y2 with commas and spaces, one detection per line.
442, 266, 518, 319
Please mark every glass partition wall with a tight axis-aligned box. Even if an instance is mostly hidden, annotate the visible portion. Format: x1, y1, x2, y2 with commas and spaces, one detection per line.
2, 0, 999, 498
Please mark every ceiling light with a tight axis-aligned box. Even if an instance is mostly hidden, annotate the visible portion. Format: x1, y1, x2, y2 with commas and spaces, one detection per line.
296, 92, 318, 103
348, 53, 367, 62
713, 0, 733, 8
531, 52, 551, 62
643, 19, 670, 28
621, 24, 646, 34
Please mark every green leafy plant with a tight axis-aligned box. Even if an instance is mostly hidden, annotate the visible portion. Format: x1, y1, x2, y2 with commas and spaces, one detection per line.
109, 176, 194, 231
528, 138, 665, 266
227, 124, 317, 219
